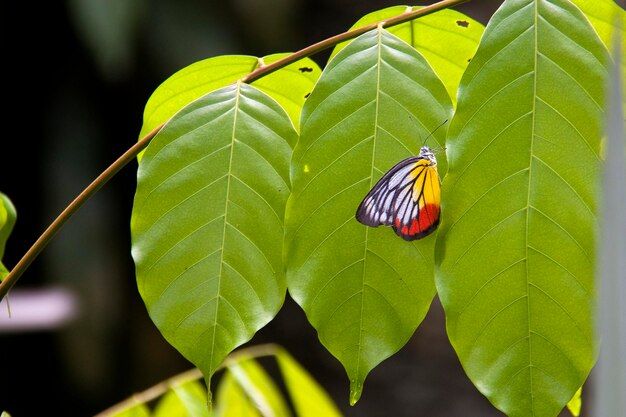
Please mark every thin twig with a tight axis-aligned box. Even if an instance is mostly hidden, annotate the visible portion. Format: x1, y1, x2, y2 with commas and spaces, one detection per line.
0, 124, 162, 300
240, 0, 470, 84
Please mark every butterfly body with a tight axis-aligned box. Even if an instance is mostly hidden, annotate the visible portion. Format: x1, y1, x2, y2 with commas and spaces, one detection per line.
356, 146, 441, 241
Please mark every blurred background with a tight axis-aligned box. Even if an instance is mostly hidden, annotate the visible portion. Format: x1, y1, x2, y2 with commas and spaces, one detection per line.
0, 0, 574, 416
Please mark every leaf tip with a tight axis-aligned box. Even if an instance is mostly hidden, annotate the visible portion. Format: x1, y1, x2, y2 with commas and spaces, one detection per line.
349, 380, 363, 406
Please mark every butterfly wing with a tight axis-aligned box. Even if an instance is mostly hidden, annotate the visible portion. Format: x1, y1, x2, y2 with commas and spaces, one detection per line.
356, 156, 440, 241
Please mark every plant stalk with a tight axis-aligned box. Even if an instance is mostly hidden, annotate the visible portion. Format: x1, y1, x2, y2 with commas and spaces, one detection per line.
0, 0, 470, 301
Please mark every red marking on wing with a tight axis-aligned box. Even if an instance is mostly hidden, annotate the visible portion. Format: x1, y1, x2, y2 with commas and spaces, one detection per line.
395, 204, 440, 240
419, 204, 440, 231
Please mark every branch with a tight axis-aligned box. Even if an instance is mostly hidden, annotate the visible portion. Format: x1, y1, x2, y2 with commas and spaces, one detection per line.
0, 125, 161, 300
0, 0, 470, 300
241, 0, 470, 84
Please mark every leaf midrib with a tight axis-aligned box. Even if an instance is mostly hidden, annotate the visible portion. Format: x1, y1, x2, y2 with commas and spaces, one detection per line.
211, 81, 242, 375
355, 25, 385, 386
523, 1, 539, 415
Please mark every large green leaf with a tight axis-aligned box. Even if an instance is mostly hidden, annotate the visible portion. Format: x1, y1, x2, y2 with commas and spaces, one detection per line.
329, 6, 484, 105
131, 82, 296, 390
286, 27, 453, 403
435, 1, 607, 416
0, 192, 16, 280
138, 54, 320, 143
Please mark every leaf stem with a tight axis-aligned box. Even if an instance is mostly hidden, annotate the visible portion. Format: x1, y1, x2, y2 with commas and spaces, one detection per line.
0, 0, 470, 300
93, 343, 280, 417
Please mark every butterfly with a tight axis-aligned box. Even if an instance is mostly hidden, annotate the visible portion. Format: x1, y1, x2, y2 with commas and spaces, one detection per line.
356, 146, 441, 241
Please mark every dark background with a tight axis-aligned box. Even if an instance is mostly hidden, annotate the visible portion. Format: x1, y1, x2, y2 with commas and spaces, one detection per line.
1, 1, 576, 416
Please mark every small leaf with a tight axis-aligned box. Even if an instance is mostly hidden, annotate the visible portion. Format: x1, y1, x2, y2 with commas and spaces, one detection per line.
436, 1, 608, 416
153, 379, 209, 417
138, 55, 257, 143
275, 349, 343, 417
566, 387, 582, 416
329, 6, 484, 105
0, 192, 16, 281
226, 358, 291, 417
132, 82, 296, 390
286, 27, 452, 404
214, 373, 262, 417
139, 54, 320, 147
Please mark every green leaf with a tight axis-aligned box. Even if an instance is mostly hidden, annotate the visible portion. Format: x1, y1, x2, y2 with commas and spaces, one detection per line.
286, 27, 452, 404
566, 387, 582, 416
138, 54, 320, 146
226, 358, 291, 417
139, 55, 257, 142
131, 82, 296, 389
153, 379, 209, 417
275, 349, 343, 417
435, 1, 608, 416
329, 6, 484, 105
214, 373, 262, 417
0, 192, 16, 280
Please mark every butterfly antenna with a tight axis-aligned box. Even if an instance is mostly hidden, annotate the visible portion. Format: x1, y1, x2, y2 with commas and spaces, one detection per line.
422, 118, 449, 147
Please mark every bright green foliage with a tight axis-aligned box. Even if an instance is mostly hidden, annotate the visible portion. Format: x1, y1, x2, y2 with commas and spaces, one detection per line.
131, 82, 297, 389
275, 349, 343, 417
226, 358, 291, 417
108, 402, 151, 417
138, 54, 320, 146
213, 373, 262, 417
329, 6, 484, 105
153, 379, 209, 417
0, 192, 16, 280
128, 2, 620, 415
436, 0, 607, 416
286, 27, 452, 404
